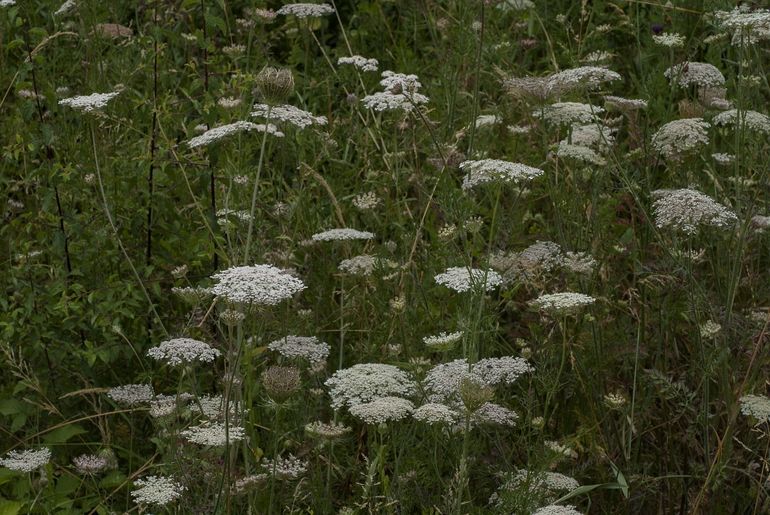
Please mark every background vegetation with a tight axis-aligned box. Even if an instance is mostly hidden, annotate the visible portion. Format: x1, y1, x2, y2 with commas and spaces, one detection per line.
2, 0, 770, 513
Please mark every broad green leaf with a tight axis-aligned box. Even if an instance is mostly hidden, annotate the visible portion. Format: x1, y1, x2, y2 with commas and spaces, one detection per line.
43, 423, 87, 444
0, 399, 23, 417
10, 414, 26, 433
0, 499, 23, 515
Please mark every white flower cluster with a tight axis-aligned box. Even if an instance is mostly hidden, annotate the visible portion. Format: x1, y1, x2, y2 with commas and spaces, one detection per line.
379, 71, 422, 92
651, 118, 710, 159
210, 264, 306, 305
352, 191, 381, 210
534, 102, 604, 126
752, 215, 770, 232
349, 396, 415, 424
699, 86, 731, 110
604, 95, 647, 111
563, 251, 598, 275
216, 208, 252, 223
563, 123, 616, 150
498, 469, 579, 497
147, 338, 221, 366
73, 454, 110, 474
700, 320, 722, 339
338, 55, 379, 72
268, 335, 330, 364
107, 384, 155, 405
545, 440, 578, 459
496, 0, 534, 12
0, 448, 51, 472
251, 103, 328, 129
505, 67, 620, 101
474, 114, 500, 128
231, 474, 267, 495
581, 50, 613, 65
713, 7, 770, 44
458, 159, 544, 191
664, 62, 725, 87
338, 254, 376, 275
604, 392, 627, 409
472, 402, 518, 426
712, 109, 770, 134
131, 476, 185, 506
423, 331, 464, 350
261, 454, 308, 479
653, 32, 685, 47
305, 420, 352, 439
171, 285, 211, 303
311, 228, 374, 241
423, 357, 533, 404
547, 66, 621, 91
651, 188, 737, 234
150, 393, 192, 418
474, 356, 536, 385
189, 394, 239, 420
276, 3, 334, 18
59, 91, 119, 112
491, 242, 597, 283
530, 292, 596, 315
325, 363, 417, 409
413, 402, 460, 425
217, 96, 241, 109
556, 123, 616, 166
361, 92, 425, 111
434, 266, 502, 293
504, 76, 554, 101
187, 121, 283, 148
181, 422, 246, 446
338, 254, 397, 276
222, 44, 245, 56
739, 394, 770, 423
555, 143, 606, 166
493, 241, 561, 277
362, 70, 429, 112
54, 0, 76, 16
712, 152, 735, 166
532, 505, 583, 515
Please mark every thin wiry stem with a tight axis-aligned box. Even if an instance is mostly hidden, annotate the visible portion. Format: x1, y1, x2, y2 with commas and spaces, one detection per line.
22, 22, 80, 382
156, 120, 221, 249
243, 106, 272, 264
90, 121, 168, 337
466, 1, 484, 156
199, 0, 218, 270
146, 3, 159, 267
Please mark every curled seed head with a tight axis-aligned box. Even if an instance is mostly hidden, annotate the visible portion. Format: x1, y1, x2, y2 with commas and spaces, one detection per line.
261, 365, 301, 402
459, 377, 494, 413
256, 66, 294, 105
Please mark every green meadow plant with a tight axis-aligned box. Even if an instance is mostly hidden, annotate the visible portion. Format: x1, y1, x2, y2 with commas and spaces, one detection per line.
3, 0, 770, 513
